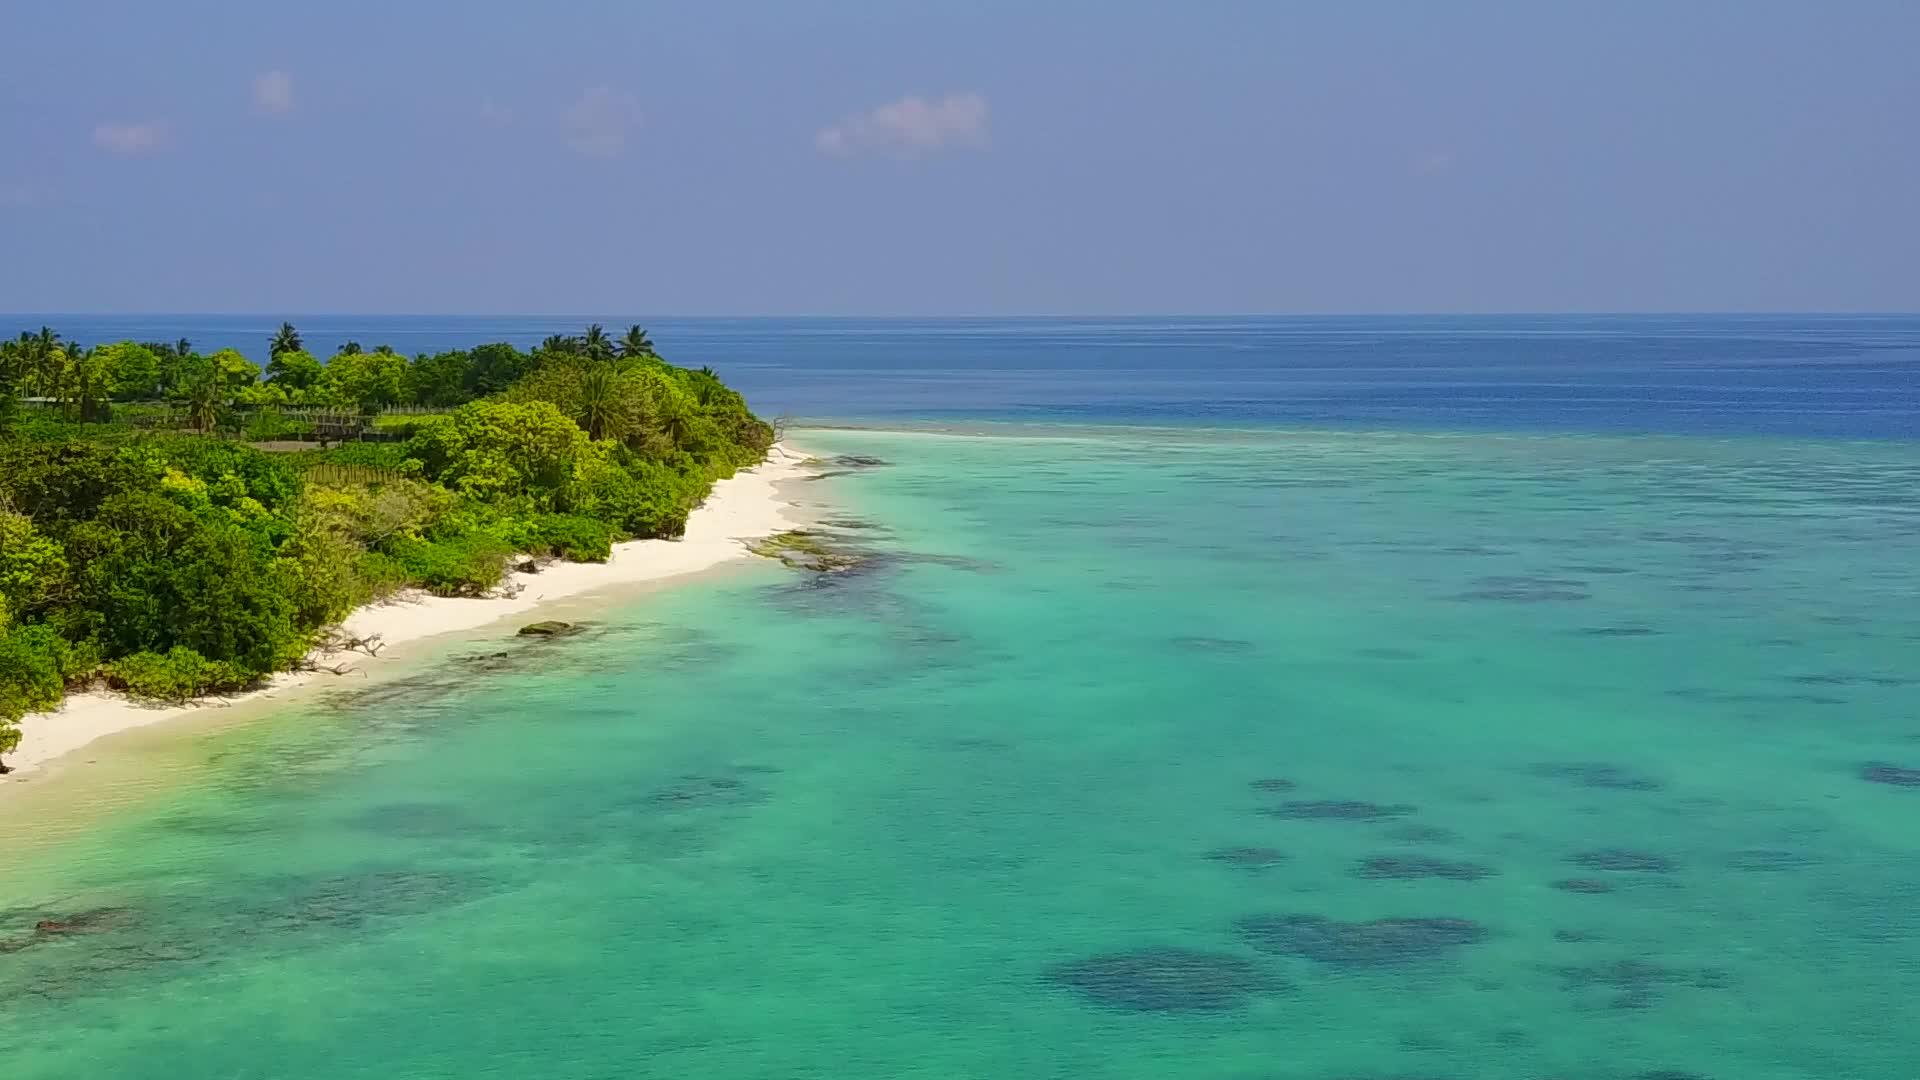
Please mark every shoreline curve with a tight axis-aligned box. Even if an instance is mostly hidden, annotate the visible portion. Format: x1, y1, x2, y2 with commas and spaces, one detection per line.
0, 442, 817, 784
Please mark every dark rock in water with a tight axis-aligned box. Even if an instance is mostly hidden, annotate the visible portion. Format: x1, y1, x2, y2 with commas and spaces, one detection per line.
1234, 913, 1487, 968
1384, 825, 1460, 845
516, 620, 579, 637
745, 530, 866, 573
1205, 846, 1288, 868
1265, 800, 1416, 821
1352, 855, 1497, 881
830, 455, 889, 469
1860, 762, 1920, 787
1355, 647, 1421, 660
1556, 958, 1726, 1012
1170, 635, 1256, 653
1248, 776, 1296, 793
817, 516, 887, 532
1634, 1072, 1713, 1080
1723, 849, 1817, 872
1453, 575, 1591, 603
1576, 625, 1659, 637
1553, 929, 1600, 943
1550, 878, 1616, 894
272, 870, 482, 931
29, 908, 134, 936
646, 774, 765, 809
1528, 762, 1664, 792
1553, 956, 1729, 1014
1570, 849, 1678, 874
1045, 947, 1278, 1012
348, 801, 475, 839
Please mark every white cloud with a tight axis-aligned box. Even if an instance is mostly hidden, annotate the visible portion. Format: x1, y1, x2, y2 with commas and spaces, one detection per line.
93, 122, 170, 155
816, 92, 989, 157
563, 87, 642, 157
253, 70, 294, 114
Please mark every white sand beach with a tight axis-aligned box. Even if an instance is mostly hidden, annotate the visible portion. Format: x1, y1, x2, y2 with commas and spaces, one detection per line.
1, 444, 815, 780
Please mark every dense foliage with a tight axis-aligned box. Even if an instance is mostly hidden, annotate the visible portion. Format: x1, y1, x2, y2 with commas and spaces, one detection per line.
0, 324, 773, 767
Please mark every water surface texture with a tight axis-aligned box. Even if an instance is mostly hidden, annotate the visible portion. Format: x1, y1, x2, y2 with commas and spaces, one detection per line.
6, 423, 1919, 1079
4, 317, 1920, 1077
12, 313, 1920, 436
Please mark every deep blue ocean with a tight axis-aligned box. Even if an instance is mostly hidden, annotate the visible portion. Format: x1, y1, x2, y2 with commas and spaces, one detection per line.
9, 313, 1919, 438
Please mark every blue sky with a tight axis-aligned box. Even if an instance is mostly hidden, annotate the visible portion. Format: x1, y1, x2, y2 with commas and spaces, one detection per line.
2, 1, 1915, 314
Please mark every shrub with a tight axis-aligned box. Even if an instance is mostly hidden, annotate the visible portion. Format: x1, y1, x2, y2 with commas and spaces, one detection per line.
500, 513, 613, 562
242, 408, 313, 442
105, 647, 253, 703
62, 495, 302, 675
352, 550, 413, 602
384, 531, 512, 597
0, 624, 79, 721
404, 400, 588, 504
581, 457, 700, 538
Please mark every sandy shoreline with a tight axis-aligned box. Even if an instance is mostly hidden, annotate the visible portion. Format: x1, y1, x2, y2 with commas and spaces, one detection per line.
1, 443, 815, 782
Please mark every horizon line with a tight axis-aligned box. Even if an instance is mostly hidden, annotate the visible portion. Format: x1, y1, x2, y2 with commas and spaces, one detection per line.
5, 311, 1919, 321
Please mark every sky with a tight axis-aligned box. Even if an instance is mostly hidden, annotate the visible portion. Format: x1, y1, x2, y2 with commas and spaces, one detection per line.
1, 1, 1915, 315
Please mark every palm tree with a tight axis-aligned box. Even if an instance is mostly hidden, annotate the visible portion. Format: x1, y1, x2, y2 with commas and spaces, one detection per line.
270, 322, 303, 357
184, 369, 222, 432
619, 325, 655, 359
577, 365, 622, 441
64, 345, 108, 422
175, 337, 192, 359
581, 324, 614, 363
337, 341, 363, 356
28, 327, 62, 398
539, 334, 582, 357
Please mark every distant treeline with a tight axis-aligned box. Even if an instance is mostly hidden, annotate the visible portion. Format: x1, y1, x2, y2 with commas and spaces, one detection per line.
0, 321, 676, 426
0, 323, 774, 767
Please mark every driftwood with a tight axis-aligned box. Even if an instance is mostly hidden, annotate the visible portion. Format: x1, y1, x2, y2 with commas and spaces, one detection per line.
315, 630, 386, 658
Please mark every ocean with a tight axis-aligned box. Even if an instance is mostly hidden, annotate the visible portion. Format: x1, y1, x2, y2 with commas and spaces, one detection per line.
3, 316, 1918, 1078
12, 313, 1920, 437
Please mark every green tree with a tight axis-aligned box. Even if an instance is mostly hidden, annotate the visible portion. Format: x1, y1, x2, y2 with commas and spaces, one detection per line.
270, 322, 303, 357
97, 341, 164, 401
404, 400, 589, 504
58, 344, 111, 421
404, 349, 474, 407
510, 358, 644, 444
464, 342, 530, 397
337, 341, 363, 356
265, 348, 323, 391
581, 324, 614, 363
15, 327, 66, 399
538, 334, 582, 358
318, 349, 407, 411
619, 325, 656, 359
577, 365, 625, 440
177, 362, 225, 432
207, 348, 262, 392
62, 492, 300, 674
0, 508, 68, 628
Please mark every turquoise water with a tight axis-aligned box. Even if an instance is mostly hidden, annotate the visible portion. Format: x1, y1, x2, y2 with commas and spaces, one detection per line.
5, 425, 1920, 1078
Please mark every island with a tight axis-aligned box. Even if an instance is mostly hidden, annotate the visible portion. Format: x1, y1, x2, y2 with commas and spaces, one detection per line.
0, 324, 777, 773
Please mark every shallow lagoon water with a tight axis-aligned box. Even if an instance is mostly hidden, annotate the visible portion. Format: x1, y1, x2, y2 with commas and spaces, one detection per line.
4, 424, 1919, 1078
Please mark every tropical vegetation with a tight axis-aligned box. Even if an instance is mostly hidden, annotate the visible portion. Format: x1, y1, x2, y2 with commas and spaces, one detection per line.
0, 323, 772, 768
